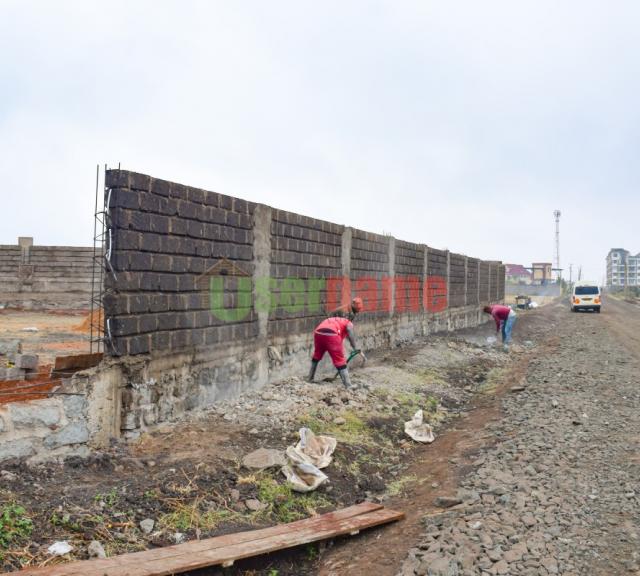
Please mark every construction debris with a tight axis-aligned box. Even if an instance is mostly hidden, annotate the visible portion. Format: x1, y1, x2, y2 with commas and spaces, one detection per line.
47, 541, 73, 556
280, 428, 337, 492
404, 410, 436, 443
281, 446, 329, 493
295, 427, 337, 469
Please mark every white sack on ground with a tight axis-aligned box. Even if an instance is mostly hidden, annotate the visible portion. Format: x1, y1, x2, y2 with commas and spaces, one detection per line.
281, 445, 329, 492
295, 427, 337, 469
404, 409, 436, 443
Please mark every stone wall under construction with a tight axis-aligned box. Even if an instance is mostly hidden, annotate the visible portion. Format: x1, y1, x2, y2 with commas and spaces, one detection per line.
95, 169, 506, 441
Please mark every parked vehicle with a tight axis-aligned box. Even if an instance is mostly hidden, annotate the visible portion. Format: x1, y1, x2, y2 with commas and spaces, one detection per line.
571, 282, 601, 313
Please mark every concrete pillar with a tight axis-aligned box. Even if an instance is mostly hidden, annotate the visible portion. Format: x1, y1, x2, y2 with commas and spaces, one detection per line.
388, 237, 395, 317
423, 246, 429, 335
17, 237, 34, 289
445, 251, 451, 309
18, 236, 33, 264
252, 205, 271, 386
488, 263, 493, 303
477, 260, 481, 304
464, 256, 468, 307
341, 227, 352, 285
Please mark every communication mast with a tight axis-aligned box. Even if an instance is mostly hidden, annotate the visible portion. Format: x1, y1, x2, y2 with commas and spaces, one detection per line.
553, 210, 561, 280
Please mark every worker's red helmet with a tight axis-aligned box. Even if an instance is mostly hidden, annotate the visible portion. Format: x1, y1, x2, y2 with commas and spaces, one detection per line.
351, 297, 364, 313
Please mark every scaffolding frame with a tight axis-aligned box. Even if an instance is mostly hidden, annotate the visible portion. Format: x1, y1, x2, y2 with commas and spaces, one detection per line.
89, 164, 118, 355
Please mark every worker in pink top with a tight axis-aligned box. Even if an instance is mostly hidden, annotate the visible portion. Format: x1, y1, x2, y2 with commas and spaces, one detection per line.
308, 298, 364, 388
483, 304, 517, 350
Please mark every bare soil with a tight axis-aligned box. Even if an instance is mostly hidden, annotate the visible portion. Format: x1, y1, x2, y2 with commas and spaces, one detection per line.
1, 305, 555, 575
0, 309, 91, 365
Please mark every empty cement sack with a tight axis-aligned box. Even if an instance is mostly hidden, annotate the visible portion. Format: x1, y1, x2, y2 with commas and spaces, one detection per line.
281, 446, 329, 493
295, 427, 337, 469
404, 409, 435, 443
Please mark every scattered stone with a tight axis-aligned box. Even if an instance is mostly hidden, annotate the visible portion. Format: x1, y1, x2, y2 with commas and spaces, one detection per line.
87, 540, 106, 559
333, 416, 346, 425
0, 470, 18, 482
172, 532, 186, 544
433, 496, 463, 509
139, 519, 155, 534
242, 448, 286, 470
244, 498, 267, 512
229, 489, 240, 502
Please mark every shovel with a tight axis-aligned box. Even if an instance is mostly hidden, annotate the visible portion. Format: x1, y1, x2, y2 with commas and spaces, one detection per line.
323, 349, 365, 382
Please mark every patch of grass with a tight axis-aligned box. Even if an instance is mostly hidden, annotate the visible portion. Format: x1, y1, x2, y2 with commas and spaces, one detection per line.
49, 511, 82, 532
306, 543, 319, 561
414, 368, 447, 386
299, 409, 371, 445
386, 474, 417, 497
158, 500, 237, 532
143, 489, 159, 501
254, 476, 331, 524
94, 487, 119, 508
389, 388, 440, 420
478, 367, 505, 395
0, 503, 33, 554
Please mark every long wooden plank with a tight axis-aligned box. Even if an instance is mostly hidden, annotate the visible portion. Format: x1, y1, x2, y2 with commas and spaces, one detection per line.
25, 503, 382, 576
7, 503, 401, 576
100, 508, 403, 576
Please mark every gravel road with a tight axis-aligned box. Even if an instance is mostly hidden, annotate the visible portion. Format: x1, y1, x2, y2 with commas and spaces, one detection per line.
397, 296, 640, 576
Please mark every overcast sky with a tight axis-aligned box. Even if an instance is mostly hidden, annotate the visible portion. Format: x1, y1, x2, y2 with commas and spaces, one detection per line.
2, 0, 639, 282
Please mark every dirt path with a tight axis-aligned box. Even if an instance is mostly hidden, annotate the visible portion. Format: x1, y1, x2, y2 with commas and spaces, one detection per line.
317, 305, 556, 576
382, 296, 640, 576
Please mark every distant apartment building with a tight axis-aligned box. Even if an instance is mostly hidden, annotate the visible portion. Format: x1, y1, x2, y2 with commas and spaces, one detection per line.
606, 248, 640, 287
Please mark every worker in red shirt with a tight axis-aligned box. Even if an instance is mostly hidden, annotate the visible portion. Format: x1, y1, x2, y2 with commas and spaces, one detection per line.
308, 298, 364, 388
483, 304, 516, 350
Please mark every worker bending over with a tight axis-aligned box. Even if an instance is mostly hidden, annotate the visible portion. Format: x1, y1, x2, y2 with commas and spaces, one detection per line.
308, 298, 364, 388
483, 304, 516, 350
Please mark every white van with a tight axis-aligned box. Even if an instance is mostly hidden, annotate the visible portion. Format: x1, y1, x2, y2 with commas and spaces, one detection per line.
571, 281, 601, 313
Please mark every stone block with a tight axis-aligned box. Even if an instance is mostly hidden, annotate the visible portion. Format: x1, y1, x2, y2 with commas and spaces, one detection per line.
14, 354, 38, 370
0, 340, 21, 355
43, 422, 89, 448
2, 367, 26, 381
62, 395, 88, 420
0, 414, 5, 433
0, 438, 36, 462
10, 402, 61, 428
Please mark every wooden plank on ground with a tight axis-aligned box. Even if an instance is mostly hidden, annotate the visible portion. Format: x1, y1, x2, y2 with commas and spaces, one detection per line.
7, 503, 403, 576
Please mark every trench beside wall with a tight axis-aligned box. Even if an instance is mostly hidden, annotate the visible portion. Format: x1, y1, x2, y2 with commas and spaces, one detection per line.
0, 237, 94, 309
94, 169, 506, 440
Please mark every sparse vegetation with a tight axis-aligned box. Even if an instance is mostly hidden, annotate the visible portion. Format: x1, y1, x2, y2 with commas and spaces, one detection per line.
253, 476, 331, 523
158, 500, 237, 532
94, 487, 119, 508
386, 474, 418, 497
0, 503, 33, 555
299, 409, 372, 445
